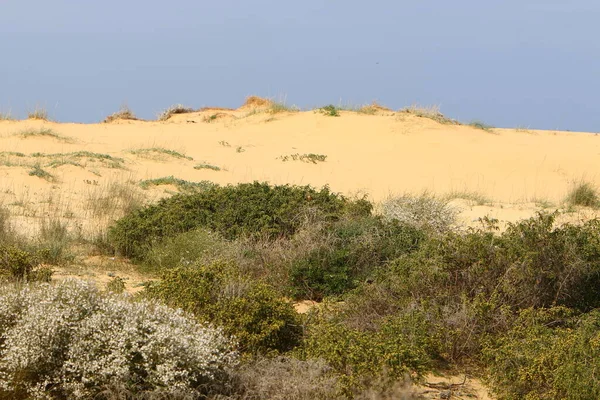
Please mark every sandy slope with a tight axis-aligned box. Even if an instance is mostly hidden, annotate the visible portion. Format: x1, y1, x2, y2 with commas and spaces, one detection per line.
1, 101, 599, 238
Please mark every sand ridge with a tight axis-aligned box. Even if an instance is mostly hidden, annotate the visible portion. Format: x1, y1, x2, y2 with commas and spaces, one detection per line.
1, 102, 599, 238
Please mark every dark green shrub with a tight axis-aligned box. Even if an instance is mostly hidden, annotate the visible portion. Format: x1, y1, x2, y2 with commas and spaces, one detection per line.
290, 217, 426, 300
110, 182, 364, 260
485, 307, 600, 400
145, 262, 302, 354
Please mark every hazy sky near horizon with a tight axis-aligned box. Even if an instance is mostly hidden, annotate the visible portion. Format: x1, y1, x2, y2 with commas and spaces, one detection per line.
1, 1, 599, 131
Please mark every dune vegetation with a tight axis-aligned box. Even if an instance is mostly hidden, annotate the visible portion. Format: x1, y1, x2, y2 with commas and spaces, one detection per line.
2, 97, 600, 399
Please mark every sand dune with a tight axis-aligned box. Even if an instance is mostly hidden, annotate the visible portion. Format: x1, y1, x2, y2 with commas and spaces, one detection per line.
1, 100, 599, 237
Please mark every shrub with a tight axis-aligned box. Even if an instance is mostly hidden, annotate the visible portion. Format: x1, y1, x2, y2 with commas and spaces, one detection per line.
299, 311, 432, 396
0, 279, 236, 399
0, 245, 52, 283
103, 105, 137, 123
485, 307, 600, 400
145, 262, 302, 354
110, 182, 366, 260
158, 104, 195, 121
143, 228, 234, 272
319, 105, 341, 117
289, 216, 425, 300
566, 180, 600, 208
228, 356, 341, 399
379, 193, 457, 233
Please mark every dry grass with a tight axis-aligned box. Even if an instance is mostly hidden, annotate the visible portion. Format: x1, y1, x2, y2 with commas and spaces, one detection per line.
27, 106, 49, 121
566, 180, 600, 208
129, 147, 193, 161
16, 128, 75, 143
241, 95, 273, 109
0, 111, 14, 121
157, 104, 195, 121
358, 102, 393, 115
399, 105, 459, 125
103, 105, 138, 123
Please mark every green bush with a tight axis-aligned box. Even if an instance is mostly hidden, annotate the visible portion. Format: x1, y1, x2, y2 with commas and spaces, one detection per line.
145, 262, 302, 354
299, 310, 433, 396
0, 245, 52, 283
110, 182, 367, 260
142, 228, 234, 272
485, 307, 600, 400
290, 217, 426, 300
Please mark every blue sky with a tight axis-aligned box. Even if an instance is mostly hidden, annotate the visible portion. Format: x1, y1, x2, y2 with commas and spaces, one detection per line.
1, 1, 598, 131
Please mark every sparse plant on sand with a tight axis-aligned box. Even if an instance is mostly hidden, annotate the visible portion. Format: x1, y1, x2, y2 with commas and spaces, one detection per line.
27, 106, 49, 121
278, 153, 327, 164
128, 147, 193, 161
445, 190, 491, 206
157, 104, 195, 121
468, 120, 495, 132
400, 104, 459, 125
103, 105, 137, 123
138, 176, 215, 193
203, 113, 219, 123
319, 104, 341, 117
28, 164, 55, 182
566, 180, 600, 208
194, 163, 221, 171
0, 111, 14, 121
17, 128, 74, 143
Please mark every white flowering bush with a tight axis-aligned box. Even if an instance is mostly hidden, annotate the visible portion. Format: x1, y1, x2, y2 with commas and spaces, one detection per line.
379, 193, 457, 233
0, 279, 237, 399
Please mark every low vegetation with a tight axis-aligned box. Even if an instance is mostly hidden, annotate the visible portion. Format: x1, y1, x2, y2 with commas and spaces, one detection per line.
318, 104, 341, 117
103, 105, 137, 123
138, 176, 215, 193
566, 180, 600, 208
157, 104, 195, 121
3, 179, 600, 398
129, 147, 193, 160
468, 120, 495, 132
0, 111, 14, 121
278, 153, 327, 163
28, 164, 55, 182
194, 163, 222, 171
399, 105, 459, 125
16, 128, 74, 143
27, 107, 49, 121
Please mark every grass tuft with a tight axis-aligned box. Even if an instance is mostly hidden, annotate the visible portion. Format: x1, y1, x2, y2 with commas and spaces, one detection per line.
157, 104, 195, 121
400, 105, 459, 125
566, 181, 600, 208
17, 128, 75, 143
278, 153, 327, 164
194, 163, 221, 171
129, 147, 193, 161
0, 111, 14, 121
318, 105, 341, 117
27, 106, 49, 120
28, 164, 55, 182
103, 105, 138, 123
468, 120, 495, 132
139, 176, 215, 192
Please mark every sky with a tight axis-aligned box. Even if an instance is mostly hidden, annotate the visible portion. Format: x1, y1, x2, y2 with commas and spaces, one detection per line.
1, 1, 599, 131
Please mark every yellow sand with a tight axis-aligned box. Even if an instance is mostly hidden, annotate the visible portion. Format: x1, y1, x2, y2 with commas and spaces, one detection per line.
1, 103, 599, 238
